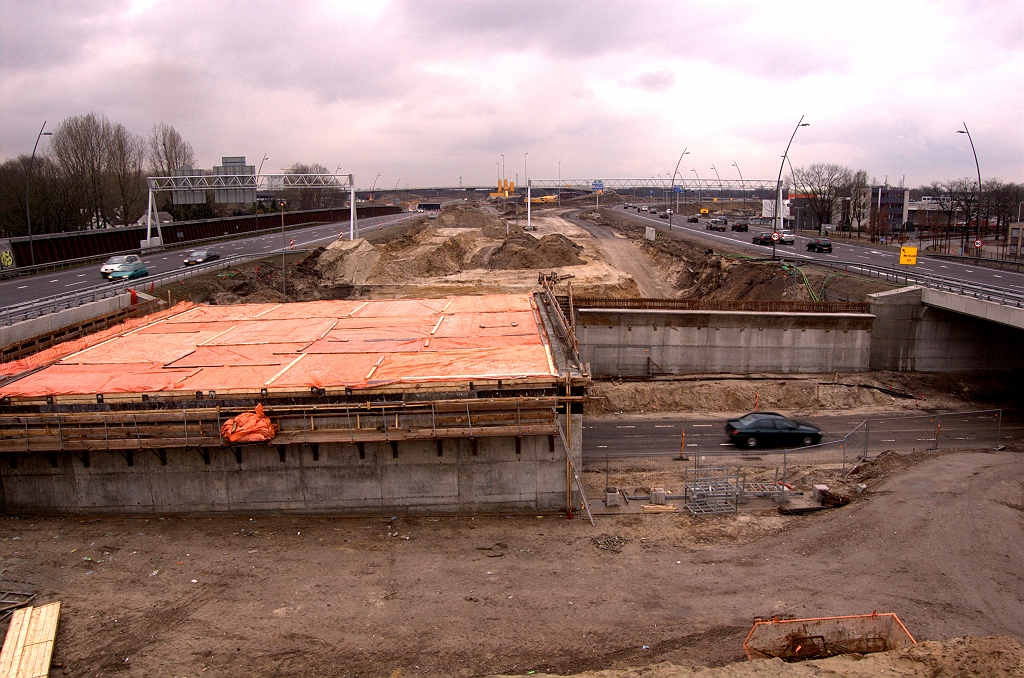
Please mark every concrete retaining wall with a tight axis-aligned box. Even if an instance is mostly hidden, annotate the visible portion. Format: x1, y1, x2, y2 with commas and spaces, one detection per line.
0, 420, 582, 515
577, 309, 874, 376
1, 294, 133, 347
868, 287, 1024, 371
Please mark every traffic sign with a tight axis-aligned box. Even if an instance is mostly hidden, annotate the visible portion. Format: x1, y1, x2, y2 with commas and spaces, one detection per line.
592, 180, 604, 191
673, 186, 683, 193
974, 239, 983, 249
899, 246, 918, 265
770, 231, 781, 242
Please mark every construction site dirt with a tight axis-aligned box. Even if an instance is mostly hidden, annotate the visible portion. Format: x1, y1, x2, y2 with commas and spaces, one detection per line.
4, 205, 1023, 676
0, 448, 1021, 676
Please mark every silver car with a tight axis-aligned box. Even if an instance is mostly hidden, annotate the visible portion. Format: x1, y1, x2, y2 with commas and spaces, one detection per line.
780, 230, 796, 245
100, 254, 142, 279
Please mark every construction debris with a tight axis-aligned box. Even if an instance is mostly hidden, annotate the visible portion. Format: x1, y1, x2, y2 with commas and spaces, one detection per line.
743, 611, 916, 661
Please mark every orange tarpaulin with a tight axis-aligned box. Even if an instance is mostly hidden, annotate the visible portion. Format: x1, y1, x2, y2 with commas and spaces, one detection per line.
221, 404, 279, 443
0, 294, 558, 398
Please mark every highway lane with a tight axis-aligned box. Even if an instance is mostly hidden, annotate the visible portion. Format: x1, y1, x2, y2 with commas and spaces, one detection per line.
609, 206, 1024, 294
0, 211, 413, 308
583, 412, 1017, 458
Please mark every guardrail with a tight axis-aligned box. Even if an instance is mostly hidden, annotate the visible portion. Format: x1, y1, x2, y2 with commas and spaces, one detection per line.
1, 252, 283, 326
800, 258, 1024, 308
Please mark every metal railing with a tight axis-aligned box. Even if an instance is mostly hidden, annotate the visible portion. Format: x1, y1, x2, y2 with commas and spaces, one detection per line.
1, 253, 273, 326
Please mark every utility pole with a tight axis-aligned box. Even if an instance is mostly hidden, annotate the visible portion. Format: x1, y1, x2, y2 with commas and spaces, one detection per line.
26, 121, 53, 266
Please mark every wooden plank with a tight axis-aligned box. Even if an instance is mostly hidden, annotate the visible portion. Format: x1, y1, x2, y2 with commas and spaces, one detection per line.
0, 602, 61, 678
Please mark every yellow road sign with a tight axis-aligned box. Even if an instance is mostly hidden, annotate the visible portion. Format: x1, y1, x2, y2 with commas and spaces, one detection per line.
899, 246, 918, 265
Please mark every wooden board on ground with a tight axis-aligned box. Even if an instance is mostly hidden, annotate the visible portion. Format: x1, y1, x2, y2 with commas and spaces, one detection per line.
0, 602, 61, 678
642, 504, 678, 513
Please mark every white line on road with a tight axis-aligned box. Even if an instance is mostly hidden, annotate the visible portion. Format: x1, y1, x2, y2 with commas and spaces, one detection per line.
16, 285, 27, 289
653, 425, 674, 428
692, 424, 712, 427
615, 425, 636, 429
48, 279, 58, 283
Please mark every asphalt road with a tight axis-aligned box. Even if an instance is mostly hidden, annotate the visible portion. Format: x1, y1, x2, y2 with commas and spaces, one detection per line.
609, 206, 1024, 294
583, 412, 1019, 458
0, 211, 413, 308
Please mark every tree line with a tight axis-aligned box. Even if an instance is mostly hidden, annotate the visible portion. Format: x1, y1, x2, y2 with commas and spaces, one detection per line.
788, 163, 1023, 245
0, 113, 348, 239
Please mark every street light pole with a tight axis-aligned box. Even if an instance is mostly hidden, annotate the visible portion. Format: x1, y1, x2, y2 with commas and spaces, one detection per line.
26, 121, 53, 267
670, 149, 689, 230
557, 160, 561, 206
280, 199, 287, 298
692, 168, 702, 214
957, 123, 983, 254
731, 161, 743, 181
773, 116, 810, 254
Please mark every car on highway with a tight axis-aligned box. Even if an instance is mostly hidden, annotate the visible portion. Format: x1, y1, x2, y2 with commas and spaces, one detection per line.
780, 229, 796, 245
106, 259, 148, 281
731, 222, 749, 232
659, 211, 670, 219
752, 232, 775, 245
806, 238, 833, 253
183, 249, 220, 266
724, 412, 822, 448
687, 216, 699, 223
100, 255, 143, 279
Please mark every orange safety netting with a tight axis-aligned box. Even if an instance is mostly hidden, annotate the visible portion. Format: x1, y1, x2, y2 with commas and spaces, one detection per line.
0, 295, 558, 398
0, 302, 196, 378
220, 404, 279, 443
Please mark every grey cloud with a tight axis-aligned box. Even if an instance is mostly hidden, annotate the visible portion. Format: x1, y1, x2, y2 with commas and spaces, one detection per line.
0, 0, 130, 71
621, 70, 675, 91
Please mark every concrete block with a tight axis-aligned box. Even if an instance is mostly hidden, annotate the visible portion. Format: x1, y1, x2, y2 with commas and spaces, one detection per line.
651, 487, 666, 505
605, 489, 621, 507
812, 484, 830, 502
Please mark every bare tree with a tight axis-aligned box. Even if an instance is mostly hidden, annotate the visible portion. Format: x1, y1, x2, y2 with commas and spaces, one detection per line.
844, 169, 869, 238
49, 113, 114, 229
285, 163, 345, 210
107, 123, 147, 226
790, 163, 852, 235
147, 122, 195, 175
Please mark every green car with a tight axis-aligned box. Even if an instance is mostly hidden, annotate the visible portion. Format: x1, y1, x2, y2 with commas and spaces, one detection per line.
107, 260, 149, 280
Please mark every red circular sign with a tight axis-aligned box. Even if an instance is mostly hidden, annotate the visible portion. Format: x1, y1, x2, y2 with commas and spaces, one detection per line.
974, 239, 983, 248
770, 232, 781, 242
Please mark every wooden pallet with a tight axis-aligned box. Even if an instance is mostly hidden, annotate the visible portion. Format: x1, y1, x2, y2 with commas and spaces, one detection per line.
0, 602, 61, 678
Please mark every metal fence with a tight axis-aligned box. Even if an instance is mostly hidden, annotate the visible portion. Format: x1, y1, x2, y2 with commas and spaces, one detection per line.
581, 409, 1003, 500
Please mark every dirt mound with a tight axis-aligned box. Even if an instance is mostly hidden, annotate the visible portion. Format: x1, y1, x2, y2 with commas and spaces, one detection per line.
489, 233, 585, 270
313, 238, 382, 284
582, 374, 972, 416
435, 204, 510, 237
509, 635, 1024, 678
404, 233, 473, 278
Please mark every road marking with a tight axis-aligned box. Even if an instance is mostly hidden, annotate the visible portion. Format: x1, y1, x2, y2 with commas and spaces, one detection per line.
994, 274, 1003, 278
48, 279, 58, 283
65, 281, 91, 287
598, 445, 608, 448
615, 425, 635, 429
719, 443, 733, 446
77, 273, 85, 277
686, 444, 697, 447
653, 425, 674, 428
692, 424, 712, 427
16, 285, 27, 289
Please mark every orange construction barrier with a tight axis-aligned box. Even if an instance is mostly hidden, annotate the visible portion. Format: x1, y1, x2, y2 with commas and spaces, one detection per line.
221, 404, 279, 444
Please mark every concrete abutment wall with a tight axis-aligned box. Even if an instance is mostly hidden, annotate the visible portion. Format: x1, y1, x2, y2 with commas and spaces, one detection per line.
1, 420, 582, 515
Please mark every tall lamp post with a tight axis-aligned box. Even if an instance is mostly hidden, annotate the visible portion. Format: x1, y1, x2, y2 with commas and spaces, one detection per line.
957, 123, 983, 254
773, 116, 810, 258
670, 149, 689, 230
691, 168, 702, 214
280, 199, 287, 297
26, 121, 53, 267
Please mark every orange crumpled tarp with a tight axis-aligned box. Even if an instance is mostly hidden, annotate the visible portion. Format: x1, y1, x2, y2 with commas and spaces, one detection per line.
220, 403, 279, 444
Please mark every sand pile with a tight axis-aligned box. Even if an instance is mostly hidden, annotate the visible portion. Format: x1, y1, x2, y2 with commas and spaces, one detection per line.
489, 233, 585, 270
312, 239, 381, 285
435, 204, 509, 237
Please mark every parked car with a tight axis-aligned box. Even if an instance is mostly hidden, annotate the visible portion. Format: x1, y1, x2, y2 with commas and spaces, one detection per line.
687, 216, 699, 223
100, 254, 142, 279
184, 249, 220, 266
724, 412, 822, 448
752, 232, 774, 245
731, 222, 749, 232
806, 238, 833, 253
106, 259, 148, 281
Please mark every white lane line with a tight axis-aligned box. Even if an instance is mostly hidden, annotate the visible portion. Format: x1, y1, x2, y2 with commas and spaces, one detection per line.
77, 273, 85, 277
653, 425, 674, 428
994, 274, 1003, 278
48, 279, 58, 283
598, 445, 608, 448
17, 285, 28, 289
692, 424, 713, 427
615, 425, 636, 429
65, 281, 91, 287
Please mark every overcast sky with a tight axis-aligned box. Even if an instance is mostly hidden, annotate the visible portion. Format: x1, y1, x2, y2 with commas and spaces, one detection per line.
1, 0, 1022, 189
